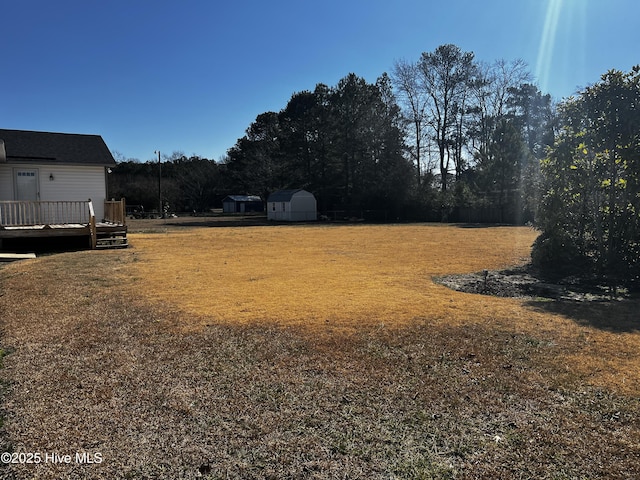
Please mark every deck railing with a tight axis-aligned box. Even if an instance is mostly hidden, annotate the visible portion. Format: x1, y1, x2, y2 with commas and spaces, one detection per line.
0, 200, 92, 227
104, 198, 126, 225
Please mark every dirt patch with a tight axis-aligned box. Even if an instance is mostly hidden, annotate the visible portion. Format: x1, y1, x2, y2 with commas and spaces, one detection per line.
435, 264, 621, 302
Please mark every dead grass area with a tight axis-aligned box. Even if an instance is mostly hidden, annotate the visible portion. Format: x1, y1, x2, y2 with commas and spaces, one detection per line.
130, 224, 537, 330
0, 222, 638, 479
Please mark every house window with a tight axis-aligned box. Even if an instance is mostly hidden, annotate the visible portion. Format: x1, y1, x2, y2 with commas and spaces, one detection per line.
272, 203, 275, 211
282, 202, 286, 211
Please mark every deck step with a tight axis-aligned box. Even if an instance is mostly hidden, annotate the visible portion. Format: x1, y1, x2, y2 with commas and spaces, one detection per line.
96, 236, 127, 241
95, 234, 129, 249
0, 253, 37, 262
95, 242, 128, 249
97, 235, 127, 240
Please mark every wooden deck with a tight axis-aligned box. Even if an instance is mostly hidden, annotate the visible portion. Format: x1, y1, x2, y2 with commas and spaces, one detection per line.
0, 200, 128, 249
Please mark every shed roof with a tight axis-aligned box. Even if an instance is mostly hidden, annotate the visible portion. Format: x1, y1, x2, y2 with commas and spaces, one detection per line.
267, 189, 311, 202
0, 129, 116, 166
223, 195, 262, 203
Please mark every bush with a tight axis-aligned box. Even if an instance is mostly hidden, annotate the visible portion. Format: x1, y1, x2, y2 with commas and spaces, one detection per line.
531, 230, 585, 278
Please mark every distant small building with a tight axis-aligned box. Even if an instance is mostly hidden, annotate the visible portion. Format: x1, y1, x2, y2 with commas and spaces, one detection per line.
267, 189, 317, 221
222, 195, 263, 214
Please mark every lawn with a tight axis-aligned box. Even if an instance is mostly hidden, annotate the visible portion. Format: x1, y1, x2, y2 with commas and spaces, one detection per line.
0, 221, 638, 479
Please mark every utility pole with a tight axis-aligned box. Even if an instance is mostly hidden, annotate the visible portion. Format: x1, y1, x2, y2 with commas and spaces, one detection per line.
154, 150, 162, 218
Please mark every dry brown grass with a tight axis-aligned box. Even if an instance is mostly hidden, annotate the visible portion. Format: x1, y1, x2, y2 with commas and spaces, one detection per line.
0, 221, 638, 479
130, 223, 639, 394
131, 224, 536, 329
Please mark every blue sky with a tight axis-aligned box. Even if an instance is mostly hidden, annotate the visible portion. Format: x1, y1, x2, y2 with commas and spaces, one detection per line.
2, 0, 638, 162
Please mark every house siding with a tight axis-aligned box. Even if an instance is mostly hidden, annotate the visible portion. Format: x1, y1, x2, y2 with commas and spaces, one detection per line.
0, 167, 11, 201
290, 192, 317, 221
0, 164, 107, 220
268, 201, 289, 221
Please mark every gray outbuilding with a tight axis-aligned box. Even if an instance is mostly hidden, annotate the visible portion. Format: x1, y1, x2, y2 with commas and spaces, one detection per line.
222, 195, 263, 214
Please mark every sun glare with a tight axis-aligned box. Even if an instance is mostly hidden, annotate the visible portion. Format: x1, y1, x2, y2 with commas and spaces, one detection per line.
536, 0, 588, 97
535, 0, 563, 93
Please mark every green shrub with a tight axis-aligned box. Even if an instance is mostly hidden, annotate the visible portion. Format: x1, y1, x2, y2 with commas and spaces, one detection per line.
531, 230, 584, 278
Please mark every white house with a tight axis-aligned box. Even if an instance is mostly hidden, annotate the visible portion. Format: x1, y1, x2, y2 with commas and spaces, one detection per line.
0, 129, 127, 249
267, 189, 317, 221
0, 129, 115, 221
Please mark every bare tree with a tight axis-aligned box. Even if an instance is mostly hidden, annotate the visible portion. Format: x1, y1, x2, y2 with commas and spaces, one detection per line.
470, 59, 532, 160
392, 58, 429, 185
418, 44, 476, 192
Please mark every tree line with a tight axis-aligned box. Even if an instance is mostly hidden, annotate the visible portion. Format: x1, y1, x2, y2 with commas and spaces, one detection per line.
108, 154, 226, 214
110, 44, 555, 222
108, 44, 639, 286
222, 44, 556, 223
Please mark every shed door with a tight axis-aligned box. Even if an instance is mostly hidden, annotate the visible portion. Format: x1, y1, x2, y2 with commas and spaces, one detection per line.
15, 169, 39, 201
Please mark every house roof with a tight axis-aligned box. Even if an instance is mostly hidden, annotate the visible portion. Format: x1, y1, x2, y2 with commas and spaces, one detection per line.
223, 195, 262, 203
0, 129, 116, 166
267, 189, 311, 202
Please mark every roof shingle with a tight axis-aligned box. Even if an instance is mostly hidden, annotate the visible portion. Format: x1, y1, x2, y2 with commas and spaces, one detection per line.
267, 189, 307, 202
0, 129, 116, 166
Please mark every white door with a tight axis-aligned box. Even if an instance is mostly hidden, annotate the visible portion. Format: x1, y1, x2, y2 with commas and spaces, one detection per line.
15, 169, 39, 224
16, 169, 39, 201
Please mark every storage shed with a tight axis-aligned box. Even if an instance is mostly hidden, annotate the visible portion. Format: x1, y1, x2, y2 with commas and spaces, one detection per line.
222, 195, 263, 214
267, 189, 317, 221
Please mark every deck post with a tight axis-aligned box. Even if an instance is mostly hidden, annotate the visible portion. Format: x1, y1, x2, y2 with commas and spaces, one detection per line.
88, 199, 97, 249
121, 198, 127, 227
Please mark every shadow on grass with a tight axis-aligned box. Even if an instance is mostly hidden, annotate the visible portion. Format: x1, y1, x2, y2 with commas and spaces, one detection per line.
0, 236, 90, 254
170, 218, 270, 228
524, 297, 640, 333
126, 216, 271, 233
454, 223, 514, 229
